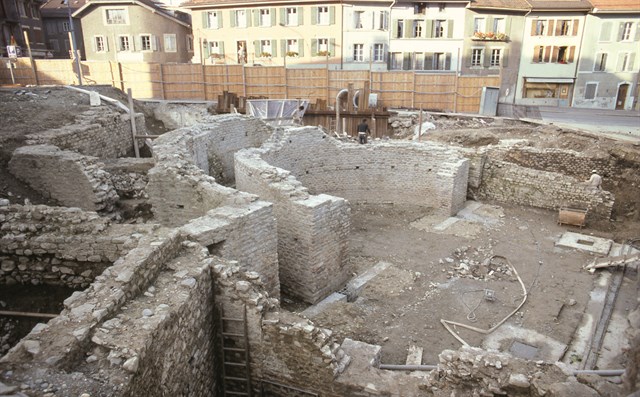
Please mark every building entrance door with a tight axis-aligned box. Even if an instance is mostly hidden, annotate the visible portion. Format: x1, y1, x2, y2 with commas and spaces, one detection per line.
616, 83, 629, 110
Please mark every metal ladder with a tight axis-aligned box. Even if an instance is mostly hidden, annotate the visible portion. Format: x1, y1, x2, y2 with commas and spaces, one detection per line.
220, 304, 252, 397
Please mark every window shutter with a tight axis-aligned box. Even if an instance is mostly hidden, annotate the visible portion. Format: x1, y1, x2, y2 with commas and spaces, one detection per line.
424, 52, 433, 70
298, 39, 304, 56
203, 40, 209, 58
547, 20, 555, 36
530, 20, 537, 36
218, 12, 223, 28
599, 21, 611, 41
445, 52, 451, 70
311, 7, 317, 25
202, 12, 209, 29
330, 38, 335, 55
403, 20, 411, 38
92, 36, 97, 53
246, 10, 252, 27
552, 46, 559, 62
628, 53, 636, 71
271, 39, 277, 57
298, 7, 303, 24
392, 20, 398, 38
128, 35, 134, 51
533, 45, 540, 63
617, 53, 625, 71
279, 8, 286, 25
254, 40, 260, 55
572, 19, 579, 36
501, 48, 508, 67
311, 39, 317, 55
104, 37, 109, 52
447, 20, 454, 38
555, 20, 562, 36
403, 52, 411, 70
270, 8, 276, 26
230, 11, 236, 27
219, 41, 224, 56
483, 49, 491, 67
544, 46, 551, 62
329, 6, 335, 24
568, 46, 575, 63
136, 35, 142, 52
152, 35, 158, 51
636, 22, 640, 41
370, 11, 375, 30
253, 9, 259, 26
486, 16, 494, 33
426, 19, 433, 38
280, 39, 286, 55
505, 17, 511, 36
617, 22, 625, 41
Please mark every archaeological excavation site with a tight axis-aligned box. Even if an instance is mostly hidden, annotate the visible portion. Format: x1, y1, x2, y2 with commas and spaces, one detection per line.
0, 85, 639, 397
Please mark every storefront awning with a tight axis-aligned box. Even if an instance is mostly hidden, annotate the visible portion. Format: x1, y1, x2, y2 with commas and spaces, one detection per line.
526, 78, 575, 84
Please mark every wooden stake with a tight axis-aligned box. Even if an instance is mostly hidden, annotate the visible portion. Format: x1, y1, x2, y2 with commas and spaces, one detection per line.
418, 109, 423, 141
23, 30, 39, 85
127, 88, 140, 158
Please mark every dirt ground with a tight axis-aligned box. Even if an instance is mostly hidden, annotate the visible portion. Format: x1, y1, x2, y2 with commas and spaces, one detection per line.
1, 86, 639, 378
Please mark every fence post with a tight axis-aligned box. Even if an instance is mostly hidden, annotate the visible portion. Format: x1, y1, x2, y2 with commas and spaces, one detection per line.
284, 67, 288, 99
242, 65, 247, 97
411, 71, 416, 109
22, 30, 39, 86
201, 64, 207, 100
453, 73, 459, 113
118, 62, 125, 92
159, 63, 166, 100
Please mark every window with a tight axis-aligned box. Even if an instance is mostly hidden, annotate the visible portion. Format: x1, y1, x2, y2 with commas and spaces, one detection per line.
140, 34, 152, 51
354, 11, 364, 29
105, 9, 127, 24
62, 21, 70, 32
94, 36, 107, 52
236, 10, 247, 27
413, 20, 422, 37
317, 6, 329, 25
474, 18, 485, 34
187, 35, 194, 52
619, 52, 634, 71
414, 3, 426, 14
30, 4, 38, 18
353, 43, 364, 62
118, 35, 130, 51
414, 53, 424, 70
490, 49, 501, 67
396, 20, 404, 38
390, 52, 403, 70
558, 20, 570, 36
49, 39, 59, 51
493, 18, 505, 34
210, 41, 220, 55
557, 46, 568, 63
373, 43, 384, 62
434, 20, 445, 38
621, 22, 633, 41
534, 20, 546, 36
434, 53, 446, 70
260, 9, 270, 27
533, 46, 545, 63
376, 11, 388, 30
471, 48, 483, 66
318, 38, 328, 53
286, 7, 298, 26
594, 53, 607, 71
17, 1, 26, 17
206, 11, 219, 29
260, 40, 272, 56
584, 83, 597, 100
287, 39, 298, 54
164, 34, 176, 52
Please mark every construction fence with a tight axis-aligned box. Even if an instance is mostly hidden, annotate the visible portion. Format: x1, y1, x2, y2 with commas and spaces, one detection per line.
0, 58, 499, 113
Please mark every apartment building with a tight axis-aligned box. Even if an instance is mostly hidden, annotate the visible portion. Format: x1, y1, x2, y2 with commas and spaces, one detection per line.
0, 0, 47, 57
40, 0, 86, 59
73, 0, 192, 63
573, 0, 639, 110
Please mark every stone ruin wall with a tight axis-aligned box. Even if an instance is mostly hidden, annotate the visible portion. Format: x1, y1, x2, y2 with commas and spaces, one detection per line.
24, 106, 143, 159
101, 158, 154, 200
0, 204, 145, 288
258, 128, 470, 216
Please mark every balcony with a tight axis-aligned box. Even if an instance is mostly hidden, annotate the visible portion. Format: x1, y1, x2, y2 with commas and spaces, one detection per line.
472, 32, 508, 41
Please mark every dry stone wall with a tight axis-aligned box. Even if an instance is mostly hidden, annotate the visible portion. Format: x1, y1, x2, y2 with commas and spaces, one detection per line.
256, 128, 469, 215
9, 145, 119, 212
0, 204, 144, 288
24, 106, 142, 159
476, 159, 615, 219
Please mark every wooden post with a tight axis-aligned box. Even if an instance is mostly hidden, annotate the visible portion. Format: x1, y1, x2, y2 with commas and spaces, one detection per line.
109, 61, 116, 88
363, 80, 370, 110
159, 63, 166, 100
23, 30, 39, 85
284, 67, 289, 99
453, 73, 459, 113
242, 65, 247, 97
418, 109, 423, 141
117, 62, 125, 92
201, 64, 207, 100
411, 71, 416, 109
127, 88, 140, 158
325, 55, 330, 105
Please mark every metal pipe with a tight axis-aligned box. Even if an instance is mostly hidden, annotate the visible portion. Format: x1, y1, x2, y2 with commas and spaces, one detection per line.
335, 88, 348, 134
573, 369, 625, 377
0, 310, 58, 319
379, 364, 437, 371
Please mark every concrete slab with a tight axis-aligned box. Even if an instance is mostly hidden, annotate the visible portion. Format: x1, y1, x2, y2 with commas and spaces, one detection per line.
301, 292, 347, 319
433, 217, 460, 231
405, 346, 423, 365
555, 232, 613, 256
483, 324, 567, 362
346, 261, 392, 298
510, 341, 539, 360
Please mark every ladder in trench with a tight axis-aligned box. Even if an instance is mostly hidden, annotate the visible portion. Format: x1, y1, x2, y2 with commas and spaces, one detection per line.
220, 304, 252, 397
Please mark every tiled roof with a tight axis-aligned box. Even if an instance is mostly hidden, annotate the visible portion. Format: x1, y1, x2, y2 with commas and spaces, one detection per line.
468, 0, 530, 10
73, 0, 190, 26
40, 0, 87, 17
526, 0, 593, 11
183, 0, 392, 9
589, 0, 640, 12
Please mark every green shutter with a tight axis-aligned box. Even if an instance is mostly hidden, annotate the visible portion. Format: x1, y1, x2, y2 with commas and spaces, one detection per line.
203, 40, 210, 58
486, 17, 494, 33
311, 7, 317, 25
501, 48, 508, 67
202, 12, 208, 29
617, 22, 625, 41
281, 39, 286, 56
218, 12, 223, 28
636, 22, 640, 41
403, 20, 410, 38
628, 53, 636, 70
425, 52, 433, 70
254, 40, 260, 55
253, 9, 259, 26
230, 10, 236, 27
280, 8, 286, 25
271, 39, 277, 57
298, 38, 304, 56
484, 48, 491, 67
426, 20, 433, 38
246, 10, 252, 27
329, 38, 335, 55
445, 52, 451, 70
219, 41, 224, 56
329, 6, 335, 24
270, 8, 276, 26
312, 39, 317, 55
504, 17, 511, 36
298, 7, 303, 25
403, 52, 411, 70
447, 20, 454, 38
599, 21, 611, 41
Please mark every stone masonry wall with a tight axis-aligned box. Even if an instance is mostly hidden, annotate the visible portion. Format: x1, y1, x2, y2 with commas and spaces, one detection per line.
102, 158, 155, 200
24, 106, 143, 159
476, 159, 615, 219
235, 145, 351, 304
0, 204, 143, 288
259, 128, 469, 216
9, 145, 119, 212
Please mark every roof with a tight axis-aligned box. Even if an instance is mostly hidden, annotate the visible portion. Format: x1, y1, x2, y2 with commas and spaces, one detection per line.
182, 0, 392, 9
589, 0, 640, 12
468, 0, 530, 11
526, 0, 592, 12
72, 0, 191, 26
40, 0, 88, 18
